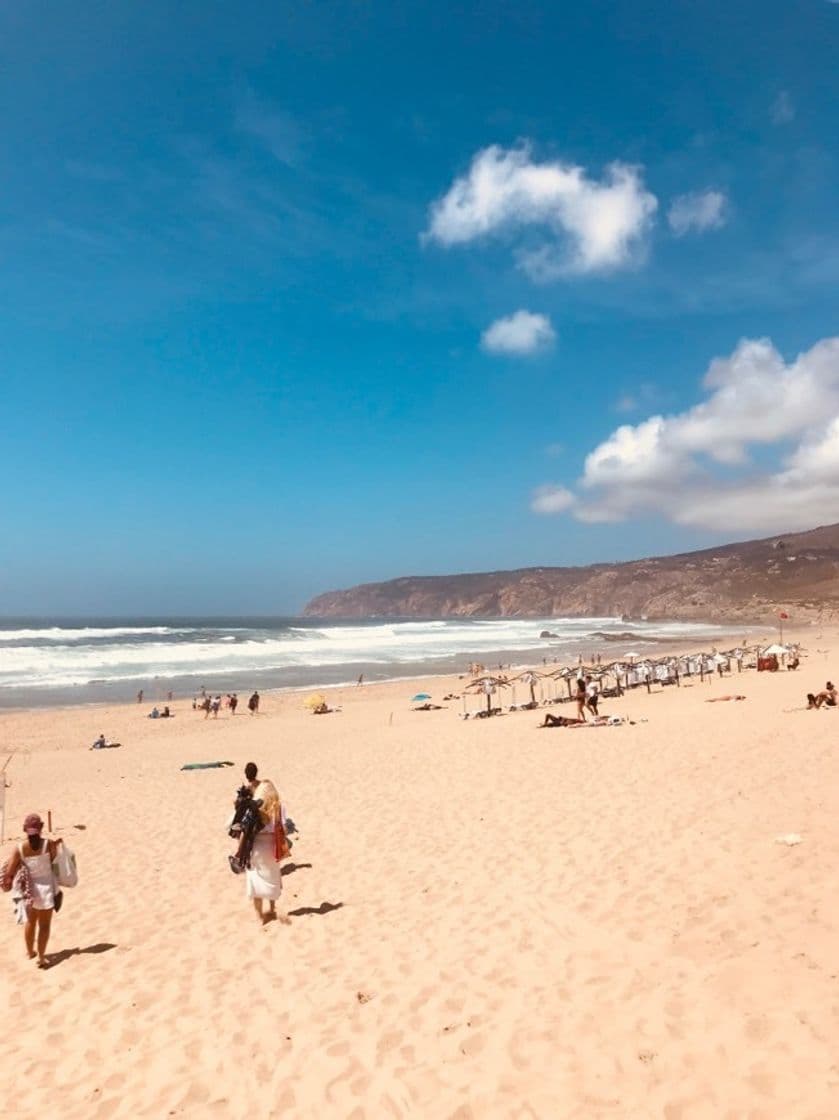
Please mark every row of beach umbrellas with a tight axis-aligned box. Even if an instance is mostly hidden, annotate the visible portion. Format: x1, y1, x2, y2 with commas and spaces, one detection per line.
303, 641, 797, 716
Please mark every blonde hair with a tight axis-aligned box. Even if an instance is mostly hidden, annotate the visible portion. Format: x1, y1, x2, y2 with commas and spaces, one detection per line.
255, 778, 280, 826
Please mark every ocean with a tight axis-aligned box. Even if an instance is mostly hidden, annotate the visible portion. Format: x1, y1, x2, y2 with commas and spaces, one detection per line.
0, 615, 756, 708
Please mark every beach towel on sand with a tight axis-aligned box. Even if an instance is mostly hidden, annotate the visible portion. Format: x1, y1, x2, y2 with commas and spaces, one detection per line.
181, 761, 235, 770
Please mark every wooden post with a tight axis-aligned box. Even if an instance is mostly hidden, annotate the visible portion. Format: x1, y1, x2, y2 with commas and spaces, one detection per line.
48, 810, 52, 833
0, 752, 14, 844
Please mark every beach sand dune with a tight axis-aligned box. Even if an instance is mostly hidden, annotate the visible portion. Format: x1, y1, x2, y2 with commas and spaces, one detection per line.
1, 640, 838, 1117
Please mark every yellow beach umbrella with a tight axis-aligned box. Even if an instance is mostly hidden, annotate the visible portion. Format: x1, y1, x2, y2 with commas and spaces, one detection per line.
303, 693, 327, 710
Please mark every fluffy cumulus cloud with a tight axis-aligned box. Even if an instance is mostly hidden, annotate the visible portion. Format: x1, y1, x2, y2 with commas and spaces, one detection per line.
425, 144, 658, 277
667, 190, 728, 236
481, 310, 556, 355
531, 485, 576, 514
532, 337, 839, 533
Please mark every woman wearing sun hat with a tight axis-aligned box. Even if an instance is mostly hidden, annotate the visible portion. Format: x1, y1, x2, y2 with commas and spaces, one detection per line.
1, 813, 63, 968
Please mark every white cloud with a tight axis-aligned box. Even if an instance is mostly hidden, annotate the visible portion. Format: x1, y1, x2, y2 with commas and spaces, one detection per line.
481, 310, 556, 356
771, 91, 795, 125
531, 485, 577, 514
532, 336, 839, 533
425, 144, 658, 276
236, 90, 303, 166
668, 190, 728, 237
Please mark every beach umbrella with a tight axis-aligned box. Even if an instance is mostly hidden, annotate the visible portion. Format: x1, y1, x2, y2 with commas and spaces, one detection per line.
411, 692, 432, 702
519, 670, 538, 704
303, 693, 327, 710
464, 675, 510, 715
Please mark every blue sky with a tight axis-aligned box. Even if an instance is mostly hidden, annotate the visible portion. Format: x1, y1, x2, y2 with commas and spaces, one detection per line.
2, 0, 838, 614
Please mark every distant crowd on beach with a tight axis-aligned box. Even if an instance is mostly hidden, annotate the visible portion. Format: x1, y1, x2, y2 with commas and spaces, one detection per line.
191, 689, 261, 717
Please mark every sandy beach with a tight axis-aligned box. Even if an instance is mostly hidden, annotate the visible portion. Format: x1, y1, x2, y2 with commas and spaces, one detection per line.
1, 627, 838, 1119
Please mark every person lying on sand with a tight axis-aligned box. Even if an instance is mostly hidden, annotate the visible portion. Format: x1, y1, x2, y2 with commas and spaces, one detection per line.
705, 695, 746, 702
542, 714, 625, 728
413, 702, 443, 711
540, 713, 586, 727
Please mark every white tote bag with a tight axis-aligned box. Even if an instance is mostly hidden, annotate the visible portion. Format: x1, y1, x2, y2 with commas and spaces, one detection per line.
53, 844, 78, 888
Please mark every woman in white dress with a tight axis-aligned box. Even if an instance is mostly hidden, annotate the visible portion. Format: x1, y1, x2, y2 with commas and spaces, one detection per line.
242, 763, 291, 926
1, 813, 63, 967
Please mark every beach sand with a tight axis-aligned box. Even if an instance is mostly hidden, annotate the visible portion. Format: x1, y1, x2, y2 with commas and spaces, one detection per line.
1, 628, 838, 1118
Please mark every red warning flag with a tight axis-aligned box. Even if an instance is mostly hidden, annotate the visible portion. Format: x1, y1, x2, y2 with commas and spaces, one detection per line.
779, 611, 789, 619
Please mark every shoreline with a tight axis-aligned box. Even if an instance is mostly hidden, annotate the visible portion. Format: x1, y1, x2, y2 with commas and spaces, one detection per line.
0, 614, 773, 711
0, 622, 791, 716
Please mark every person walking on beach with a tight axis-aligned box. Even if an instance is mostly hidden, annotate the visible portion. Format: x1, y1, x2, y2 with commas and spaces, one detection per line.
248, 691, 260, 715
239, 762, 290, 926
1, 813, 64, 968
136, 689, 144, 704
585, 676, 599, 717
229, 693, 238, 714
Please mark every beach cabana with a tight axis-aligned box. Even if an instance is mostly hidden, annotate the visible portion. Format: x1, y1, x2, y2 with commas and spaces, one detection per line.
464, 675, 510, 717
507, 669, 544, 710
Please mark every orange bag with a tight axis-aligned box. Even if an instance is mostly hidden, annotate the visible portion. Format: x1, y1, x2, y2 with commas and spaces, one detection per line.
274, 812, 291, 861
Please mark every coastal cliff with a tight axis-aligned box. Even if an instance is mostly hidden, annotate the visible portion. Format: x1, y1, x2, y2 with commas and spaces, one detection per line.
303, 523, 839, 621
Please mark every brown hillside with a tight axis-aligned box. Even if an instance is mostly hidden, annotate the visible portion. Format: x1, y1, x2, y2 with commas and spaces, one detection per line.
302, 523, 839, 622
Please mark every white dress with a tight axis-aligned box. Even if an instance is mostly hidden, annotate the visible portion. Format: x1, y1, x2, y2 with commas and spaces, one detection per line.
245, 827, 284, 901
21, 842, 55, 910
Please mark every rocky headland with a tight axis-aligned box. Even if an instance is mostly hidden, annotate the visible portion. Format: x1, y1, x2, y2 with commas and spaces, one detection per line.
303, 523, 839, 622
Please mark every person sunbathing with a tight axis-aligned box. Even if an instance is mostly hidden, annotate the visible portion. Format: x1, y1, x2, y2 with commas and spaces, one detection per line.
90, 734, 120, 749
539, 713, 585, 727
